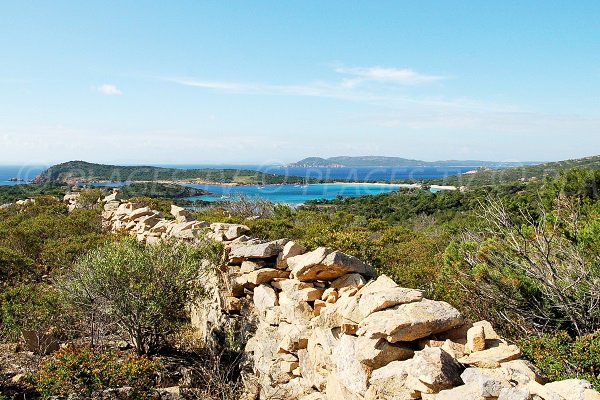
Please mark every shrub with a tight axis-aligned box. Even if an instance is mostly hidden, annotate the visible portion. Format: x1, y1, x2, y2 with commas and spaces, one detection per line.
35, 346, 160, 399
78, 188, 105, 207
521, 331, 600, 390
59, 238, 222, 354
0, 246, 36, 286
0, 284, 68, 342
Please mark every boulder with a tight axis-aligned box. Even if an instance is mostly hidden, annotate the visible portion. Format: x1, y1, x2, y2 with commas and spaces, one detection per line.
358, 287, 423, 317
331, 334, 372, 396
458, 344, 521, 368
544, 379, 595, 400
500, 359, 546, 385
246, 268, 289, 285
102, 190, 122, 203
254, 284, 279, 315
460, 367, 512, 397
288, 247, 375, 282
170, 204, 192, 223
325, 373, 364, 400
229, 240, 286, 263
354, 336, 414, 369
498, 387, 532, 400
125, 206, 155, 221
435, 383, 489, 400
240, 260, 264, 273
366, 359, 414, 400
357, 299, 464, 343
465, 324, 486, 353
409, 347, 463, 393
225, 224, 250, 240
306, 327, 341, 390
277, 241, 307, 268
331, 273, 368, 290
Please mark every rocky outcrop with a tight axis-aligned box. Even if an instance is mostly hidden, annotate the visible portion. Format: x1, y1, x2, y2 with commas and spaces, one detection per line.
102, 200, 600, 400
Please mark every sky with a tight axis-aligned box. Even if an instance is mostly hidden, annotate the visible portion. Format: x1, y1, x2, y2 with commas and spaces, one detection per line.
0, 1, 599, 165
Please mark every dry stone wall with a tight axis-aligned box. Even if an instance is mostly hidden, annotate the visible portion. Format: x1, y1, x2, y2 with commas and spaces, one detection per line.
98, 195, 600, 400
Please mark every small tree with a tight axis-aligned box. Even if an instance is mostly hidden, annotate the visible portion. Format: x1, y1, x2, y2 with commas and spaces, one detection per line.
78, 188, 105, 208
60, 238, 222, 354
445, 194, 600, 336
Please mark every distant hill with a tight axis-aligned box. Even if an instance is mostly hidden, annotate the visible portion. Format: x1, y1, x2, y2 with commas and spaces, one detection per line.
287, 156, 535, 168
34, 161, 318, 185
436, 155, 600, 187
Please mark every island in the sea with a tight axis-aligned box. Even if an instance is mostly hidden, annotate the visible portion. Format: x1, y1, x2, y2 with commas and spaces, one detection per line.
287, 156, 537, 168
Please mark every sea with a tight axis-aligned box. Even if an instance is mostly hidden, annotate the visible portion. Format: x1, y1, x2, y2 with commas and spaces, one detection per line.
0, 164, 472, 205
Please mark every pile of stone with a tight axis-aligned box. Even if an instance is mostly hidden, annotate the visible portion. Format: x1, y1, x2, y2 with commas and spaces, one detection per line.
99, 200, 600, 400
223, 241, 599, 400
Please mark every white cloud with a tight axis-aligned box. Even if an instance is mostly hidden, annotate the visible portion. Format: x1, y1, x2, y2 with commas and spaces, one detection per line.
95, 84, 123, 96
335, 66, 448, 87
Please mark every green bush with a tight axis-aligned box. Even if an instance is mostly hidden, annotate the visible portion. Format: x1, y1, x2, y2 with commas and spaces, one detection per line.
0, 284, 68, 342
0, 246, 36, 286
521, 331, 600, 390
35, 346, 160, 399
59, 238, 223, 354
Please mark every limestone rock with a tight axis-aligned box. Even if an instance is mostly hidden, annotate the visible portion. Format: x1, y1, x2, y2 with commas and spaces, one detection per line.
254, 284, 278, 315
356, 275, 398, 296
465, 324, 486, 353
331, 334, 372, 396
306, 327, 341, 390
460, 367, 512, 397
225, 224, 251, 240
410, 347, 463, 393
240, 260, 263, 273
277, 241, 307, 268
498, 387, 532, 400
501, 359, 546, 385
435, 383, 489, 400
366, 359, 414, 400
358, 287, 423, 317
229, 240, 286, 263
473, 320, 500, 340
246, 268, 289, 285
170, 204, 192, 223
458, 344, 521, 368
545, 379, 595, 400
125, 206, 155, 221
288, 247, 375, 282
326, 373, 365, 400
331, 273, 368, 290
357, 299, 464, 343
526, 381, 564, 400
354, 336, 414, 369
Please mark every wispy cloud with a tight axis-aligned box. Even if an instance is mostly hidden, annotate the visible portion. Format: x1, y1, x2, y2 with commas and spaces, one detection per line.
335, 66, 448, 87
95, 84, 123, 96
169, 78, 383, 102
166, 65, 517, 113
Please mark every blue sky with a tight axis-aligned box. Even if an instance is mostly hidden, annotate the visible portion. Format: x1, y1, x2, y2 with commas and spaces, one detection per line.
0, 1, 599, 165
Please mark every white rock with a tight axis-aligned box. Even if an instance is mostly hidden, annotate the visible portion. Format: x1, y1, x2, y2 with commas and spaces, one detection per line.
544, 379, 594, 400
254, 284, 279, 315
288, 247, 375, 282
458, 344, 521, 368
357, 299, 464, 343
358, 287, 423, 317
331, 273, 368, 290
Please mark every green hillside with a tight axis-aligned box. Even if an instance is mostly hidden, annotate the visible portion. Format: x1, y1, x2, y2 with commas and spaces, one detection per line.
436, 155, 600, 187
34, 161, 318, 185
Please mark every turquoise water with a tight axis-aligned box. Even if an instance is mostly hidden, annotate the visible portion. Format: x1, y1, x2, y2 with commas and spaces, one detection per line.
0, 166, 453, 204
183, 183, 410, 205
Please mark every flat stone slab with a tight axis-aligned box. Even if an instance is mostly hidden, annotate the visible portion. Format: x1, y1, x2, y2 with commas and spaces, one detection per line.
357, 299, 464, 342
288, 247, 375, 282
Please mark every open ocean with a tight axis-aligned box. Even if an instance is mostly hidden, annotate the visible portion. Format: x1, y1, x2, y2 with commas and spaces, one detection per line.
0, 164, 471, 204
